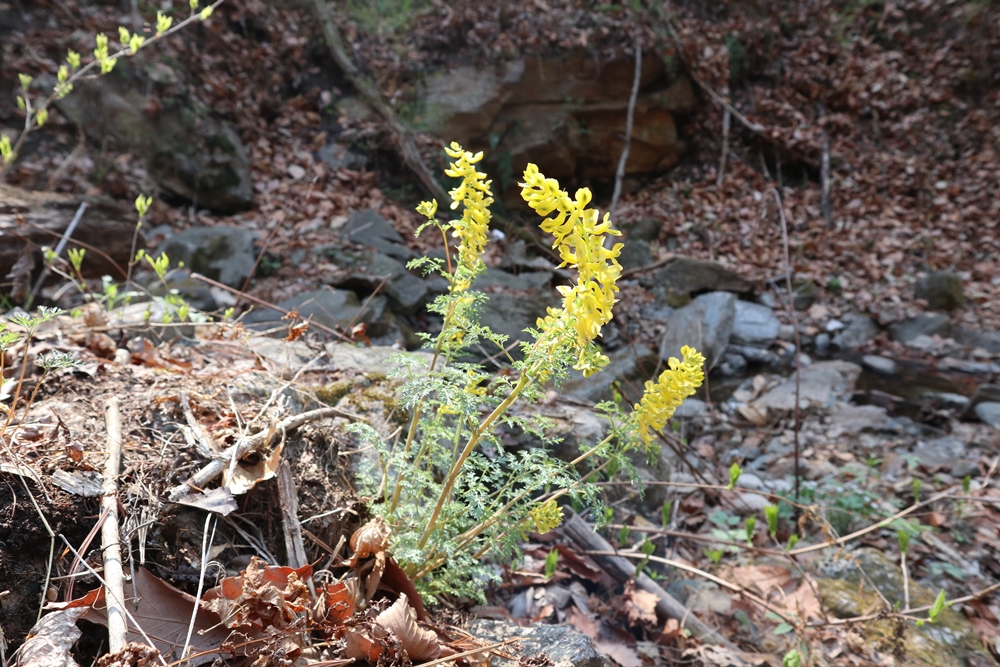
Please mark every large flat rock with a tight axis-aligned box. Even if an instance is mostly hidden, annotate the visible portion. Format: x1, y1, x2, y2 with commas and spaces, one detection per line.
751, 361, 862, 414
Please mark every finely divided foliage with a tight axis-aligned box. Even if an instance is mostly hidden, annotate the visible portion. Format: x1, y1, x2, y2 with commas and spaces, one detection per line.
349, 144, 704, 601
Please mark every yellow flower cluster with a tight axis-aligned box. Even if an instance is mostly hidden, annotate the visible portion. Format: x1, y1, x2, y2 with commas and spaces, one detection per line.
634, 346, 706, 448
520, 164, 623, 376
444, 142, 493, 292
529, 499, 564, 534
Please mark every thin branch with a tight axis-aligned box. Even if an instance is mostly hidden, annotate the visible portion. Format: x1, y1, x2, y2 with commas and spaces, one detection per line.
101, 397, 128, 655
716, 107, 731, 188
768, 188, 802, 505
166, 406, 363, 501
610, 35, 642, 221
26, 201, 87, 309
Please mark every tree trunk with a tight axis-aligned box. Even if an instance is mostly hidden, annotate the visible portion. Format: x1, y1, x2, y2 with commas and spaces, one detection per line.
0, 184, 143, 289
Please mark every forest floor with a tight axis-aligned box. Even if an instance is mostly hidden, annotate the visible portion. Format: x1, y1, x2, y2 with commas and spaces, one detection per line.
1, 1, 1000, 666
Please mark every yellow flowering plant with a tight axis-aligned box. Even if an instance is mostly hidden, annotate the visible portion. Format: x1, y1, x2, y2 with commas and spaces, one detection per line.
348, 143, 704, 602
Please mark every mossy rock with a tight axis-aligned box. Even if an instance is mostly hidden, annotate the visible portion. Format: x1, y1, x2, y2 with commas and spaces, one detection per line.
815, 549, 995, 667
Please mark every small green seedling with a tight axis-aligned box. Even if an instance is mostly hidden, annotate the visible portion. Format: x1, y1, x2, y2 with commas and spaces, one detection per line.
766, 504, 779, 540
728, 461, 742, 491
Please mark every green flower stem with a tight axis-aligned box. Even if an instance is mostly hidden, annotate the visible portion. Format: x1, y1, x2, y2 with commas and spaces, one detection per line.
414, 432, 620, 578
417, 373, 530, 550
389, 299, 457, 514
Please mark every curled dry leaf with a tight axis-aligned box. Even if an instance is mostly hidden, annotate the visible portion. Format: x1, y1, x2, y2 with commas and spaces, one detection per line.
17, 607, 86, 667
621, 581, 658, 626
349, 516, 391, 563
594, 641, 643, 667
203, 556, 313, 633
343, 594, 446, 663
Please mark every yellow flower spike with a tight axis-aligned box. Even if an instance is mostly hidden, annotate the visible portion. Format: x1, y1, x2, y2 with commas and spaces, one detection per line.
519, 164, 623, 374
443, 142, 493, 292
633, 346, 706, 448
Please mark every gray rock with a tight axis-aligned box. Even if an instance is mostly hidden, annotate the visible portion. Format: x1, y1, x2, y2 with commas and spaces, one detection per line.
974, 402, 1000, 427
150, 269, 219, 313
243, 288, 398, 339
825, 319, 845, 333
616, 238, 652, 271
644, 257, 751, 297
916, 270, 965, 311
826, 403, 890, 435
815, 548, 990, 667
561, 345, 658, 404
155, 227, 257, 289
674, 398, 707, 418
888, 312, 952, 344
814, 332, 831, 352
619, 218, 662, 242
933, 392, 970, 411
862, 354, 897, 375
899, 436, 967, 471
316, 142, 367, 171
638, 303, 675, 323
467, 620, 604, 667
339, 209, 416, 261
659, 291, 736, 370
731, 300, 780, 348
477, 292, 559, 360
498, 240, 556, 273
54, 71, 252, 213
322, 247, 430, 314
325, 342, 432, 375
718, 352, 747, 376
953, 326, 1000, 354
474, 267, 552, 292
832, 316, 878, 349
966, 384, 1000, 411
750, 361, 862, 414
727, 344, 783, 367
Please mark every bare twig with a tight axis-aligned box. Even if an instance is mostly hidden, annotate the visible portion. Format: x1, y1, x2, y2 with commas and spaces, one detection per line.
901, 548, 910, 611
716, 107, 731, 188
182, 513, 215, 666
166, 406, 362, 501
820, 116, 832, 227
277, 459, 313, 595
190, 272, 354, 343
101, 397, 128, 655
179, 391, 220, 456
311, 0, 449, 205
619, 253, 676, 279
591, 550, 796, 624
768, 188, 802, 505
610, 35, 642, 221
25, 201, 87, 309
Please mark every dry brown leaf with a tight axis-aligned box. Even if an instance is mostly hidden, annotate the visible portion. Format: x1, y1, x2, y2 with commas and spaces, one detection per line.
567, 605, 599, 640
52, 568, 235, 666
203, 557, 312, 633
223, 438, 284, 495
786, 581, 822, 622
17, 607, 86, 667
350, 516, 391, 561
376, 594, 444, 661
728, 565, 794, 596
594, 641, 643, 667
621, 581, 658, 626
